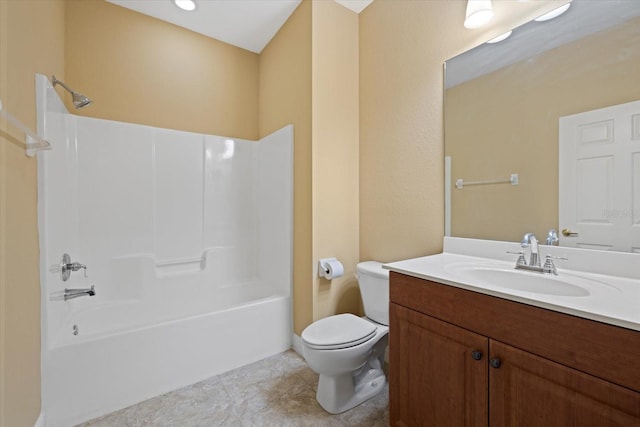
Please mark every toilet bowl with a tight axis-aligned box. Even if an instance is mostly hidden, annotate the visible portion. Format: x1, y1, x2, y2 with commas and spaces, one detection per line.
301, 261, 389, 414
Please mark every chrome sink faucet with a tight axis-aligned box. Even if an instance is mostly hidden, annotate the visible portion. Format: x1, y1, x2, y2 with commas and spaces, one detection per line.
521, 232, 540, 268
508, 232, 567, 275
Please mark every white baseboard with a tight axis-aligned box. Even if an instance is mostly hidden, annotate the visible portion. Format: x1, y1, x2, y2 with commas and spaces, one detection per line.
292, 333, 304, 356
35, 411, 45, 427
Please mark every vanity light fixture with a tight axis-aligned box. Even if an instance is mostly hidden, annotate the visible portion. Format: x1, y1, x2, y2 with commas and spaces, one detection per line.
173, 0, 197, 12
486, 30, 512, 44
464, 0, 494, 29
534, 2, 571, 22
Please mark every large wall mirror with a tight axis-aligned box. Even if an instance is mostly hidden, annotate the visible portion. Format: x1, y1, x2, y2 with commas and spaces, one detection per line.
444, 0, 640, 252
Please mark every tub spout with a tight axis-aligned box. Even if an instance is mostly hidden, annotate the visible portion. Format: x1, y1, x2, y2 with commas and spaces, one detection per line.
64, 285, 95, 301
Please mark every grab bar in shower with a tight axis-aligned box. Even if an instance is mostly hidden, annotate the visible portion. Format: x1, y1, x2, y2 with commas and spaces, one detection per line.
0, 99, 51, 157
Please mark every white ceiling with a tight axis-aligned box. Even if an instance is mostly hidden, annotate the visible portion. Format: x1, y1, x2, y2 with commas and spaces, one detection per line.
106, 0, 375, 54
334, 0, 374, 14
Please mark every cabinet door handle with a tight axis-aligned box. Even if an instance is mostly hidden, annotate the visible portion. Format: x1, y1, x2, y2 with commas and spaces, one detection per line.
471, 350, 483, 361
490, 358, 502, 369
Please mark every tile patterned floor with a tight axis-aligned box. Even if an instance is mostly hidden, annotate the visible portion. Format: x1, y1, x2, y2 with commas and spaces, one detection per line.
78, 350, 389, 427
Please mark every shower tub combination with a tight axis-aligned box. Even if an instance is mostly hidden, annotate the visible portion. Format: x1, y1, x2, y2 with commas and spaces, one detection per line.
35, 75, 293, 426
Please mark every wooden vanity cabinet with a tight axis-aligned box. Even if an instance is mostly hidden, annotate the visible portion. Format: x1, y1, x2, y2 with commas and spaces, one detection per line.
490, 340, 640, 426
389, 272, 640, 427
390, 303, 488, 426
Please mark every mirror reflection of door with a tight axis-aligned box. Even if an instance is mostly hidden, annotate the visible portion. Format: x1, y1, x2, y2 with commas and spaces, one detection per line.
559, 100, 640, 252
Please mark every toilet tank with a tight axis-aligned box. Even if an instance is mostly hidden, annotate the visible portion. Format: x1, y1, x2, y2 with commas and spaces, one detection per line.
356, 261, 389, 325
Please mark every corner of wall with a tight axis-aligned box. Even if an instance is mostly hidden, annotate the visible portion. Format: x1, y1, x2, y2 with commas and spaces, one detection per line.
258, 0, 313, 336
0, 1, 65, 426
311, 0, 360, 321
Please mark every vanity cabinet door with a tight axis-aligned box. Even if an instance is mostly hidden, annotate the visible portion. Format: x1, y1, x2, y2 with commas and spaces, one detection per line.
390, 303, 489, 427
489, 340, 640, 427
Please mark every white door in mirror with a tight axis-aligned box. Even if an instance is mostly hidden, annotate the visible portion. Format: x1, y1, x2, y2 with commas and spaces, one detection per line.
559, 100, 640, 252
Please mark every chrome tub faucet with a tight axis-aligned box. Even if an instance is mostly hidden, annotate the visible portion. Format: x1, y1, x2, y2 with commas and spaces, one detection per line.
64, 285, 96, 301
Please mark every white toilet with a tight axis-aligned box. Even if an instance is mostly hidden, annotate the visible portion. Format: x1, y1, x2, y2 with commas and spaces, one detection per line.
301, 261, 389, 414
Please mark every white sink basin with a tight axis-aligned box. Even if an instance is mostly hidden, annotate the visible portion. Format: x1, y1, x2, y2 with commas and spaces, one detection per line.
383, 239, 640, 331
445, 263, 617, 297
457, 266, 588, 296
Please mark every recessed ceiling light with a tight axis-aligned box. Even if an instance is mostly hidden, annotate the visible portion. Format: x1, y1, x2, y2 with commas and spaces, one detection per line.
534, 3, 571, 22
486, 31, 512, 44
174, 0, 196, 12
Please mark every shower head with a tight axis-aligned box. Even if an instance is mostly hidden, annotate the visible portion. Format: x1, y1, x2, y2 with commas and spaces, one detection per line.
52, 76, 93, 109
71, 92, 93, 109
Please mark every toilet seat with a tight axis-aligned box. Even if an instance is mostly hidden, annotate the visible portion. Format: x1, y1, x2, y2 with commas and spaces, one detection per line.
301, 313, 377, 350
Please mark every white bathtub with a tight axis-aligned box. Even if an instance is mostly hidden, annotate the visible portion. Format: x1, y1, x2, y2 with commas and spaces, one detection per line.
43, 293, 291, 427
36, 75, 294, 427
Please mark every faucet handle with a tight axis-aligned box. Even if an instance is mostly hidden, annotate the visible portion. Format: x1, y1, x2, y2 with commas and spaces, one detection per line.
60, 253, 88, 281
542, 256, 556, 275
545, 254, 568, 261
542, 254, 568, 275
546, 229, 559, 246
74, 263, 88, 278
521, 232, 536, 246
507, 250, 527, 266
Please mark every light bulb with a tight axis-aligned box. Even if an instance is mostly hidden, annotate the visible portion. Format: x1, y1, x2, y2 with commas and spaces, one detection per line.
174, 0, 196, 12
486, 31, 512, 44
464, 0, 494, 29
534, 3, 571, 22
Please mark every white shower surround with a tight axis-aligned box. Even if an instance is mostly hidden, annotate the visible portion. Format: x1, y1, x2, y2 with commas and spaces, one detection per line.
35, 75, 293, 426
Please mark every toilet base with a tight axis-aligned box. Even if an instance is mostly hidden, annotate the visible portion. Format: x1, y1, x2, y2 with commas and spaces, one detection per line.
315, 340, 387, 414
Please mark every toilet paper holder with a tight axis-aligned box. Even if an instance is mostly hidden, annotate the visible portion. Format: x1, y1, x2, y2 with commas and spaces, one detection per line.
318, 258, 344, 280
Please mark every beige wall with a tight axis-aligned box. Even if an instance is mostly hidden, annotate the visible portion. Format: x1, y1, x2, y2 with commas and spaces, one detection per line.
260, 0, 360, 332
0, 1, 66, 425
446, 18, 640, 242
311, 1, 360, 320
359, 0, 569, 263
259, 0, 313, 335
65, 0, 259, 140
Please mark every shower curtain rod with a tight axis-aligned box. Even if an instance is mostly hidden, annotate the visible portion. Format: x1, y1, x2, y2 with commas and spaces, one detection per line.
0, 99, 51, 157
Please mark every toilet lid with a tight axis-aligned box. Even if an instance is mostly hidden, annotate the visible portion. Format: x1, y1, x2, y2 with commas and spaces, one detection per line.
301, 313, 377, 350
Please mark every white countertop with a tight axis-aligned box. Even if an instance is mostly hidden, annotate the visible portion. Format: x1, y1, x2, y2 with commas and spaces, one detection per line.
383, 237, 640, 332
